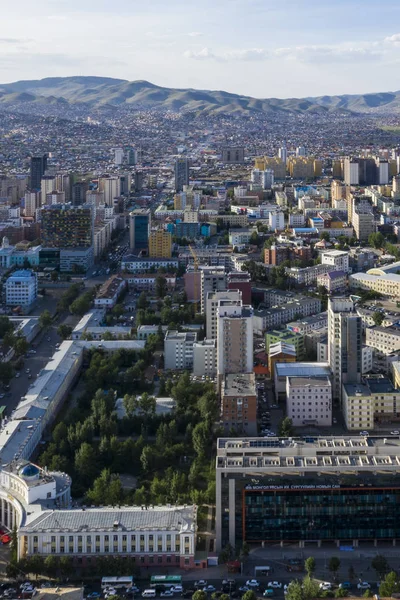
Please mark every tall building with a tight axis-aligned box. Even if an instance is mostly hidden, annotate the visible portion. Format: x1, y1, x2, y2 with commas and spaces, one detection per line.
99, 176, 120, 204
344, 158, 359, 185
328, 298, 362, 401
296, 146, 306, 156
24, 192, 40, 218
54, 173, 71, 202
278, 145, 287, 165
200, 266, 227, 313
216, 300, 253, 376
40, 176, 56, 202
148, 229, 172, 258
126, 147, 137, 166
164, 330, 197, 370
72, 181, 89, 206
114, 148, 124, 165
41, 205, 93, 248
353, 209, 375, 242
30, 154, 48, 191
221, 147, 245, 163
174, 158, 190, 192
129, 208, 151, 250
206, 289, 242, 340
220, 373, 257, 435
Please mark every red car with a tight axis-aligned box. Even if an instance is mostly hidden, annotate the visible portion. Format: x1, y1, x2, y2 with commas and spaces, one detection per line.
1, 534, 11, 544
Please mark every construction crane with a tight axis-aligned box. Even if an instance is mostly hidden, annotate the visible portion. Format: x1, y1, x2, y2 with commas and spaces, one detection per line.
189, 244, 200, 314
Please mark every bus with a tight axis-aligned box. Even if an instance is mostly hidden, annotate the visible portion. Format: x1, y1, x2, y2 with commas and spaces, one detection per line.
150, 576, 182, 590
101, 577, 134, 590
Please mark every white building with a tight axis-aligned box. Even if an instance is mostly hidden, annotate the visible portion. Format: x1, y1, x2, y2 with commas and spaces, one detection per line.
193, 339, 217, 377
114, 148, 124, 165
206, 289, 242, 340
286, 376, 332, 427
5, 270, 37, 311
344, 159, 359, 185
269, 210, 285, 231
94, 275, 127, 309
366, 326, 400, 354
321, 249, 350, 273
164, 331, 197, 371
200, 266, 227, 313
289, 213, 305, 228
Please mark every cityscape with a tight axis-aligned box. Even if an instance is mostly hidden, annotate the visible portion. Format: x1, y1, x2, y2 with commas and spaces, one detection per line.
2, 1, 400, 599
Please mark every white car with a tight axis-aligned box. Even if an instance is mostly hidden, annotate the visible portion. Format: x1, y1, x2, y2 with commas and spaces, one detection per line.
171, 586, 183, 594
357, 583, 371, 590
246, 580, 260, 588
195, 581, 207, 588
359, 431, 369, 436
319, 583, 332, 591
267, 582, 282, 589
391, 430, 400, 435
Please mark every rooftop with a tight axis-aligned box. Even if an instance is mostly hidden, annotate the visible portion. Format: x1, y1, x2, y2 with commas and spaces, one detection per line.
22, 505, 196, 533
222, 373, 256, 397
275, 361, 330, 378
7, 270, 35, 279
288, 376, 331, 387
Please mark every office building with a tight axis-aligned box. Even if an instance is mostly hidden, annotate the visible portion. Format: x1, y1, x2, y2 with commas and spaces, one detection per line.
278, 145, 287, 165
286, 312, 328, 335
59, 248, 94, 273
215, 435, 400, 551
99, 176, 120, 205
30, 154, 48, 191
164, 331, 197, 371
41, 205, 93, 248
317, 270, 347, 293
251, 169, 274, 190
296, 146, 306, 156
174, 158, 190, 192
217, 301, 253, 376
5, 270, 38, 311
350, 270, 400, 297
148, 229, 172, 259
220, 373, 257, 435
129, 209, 151, 250
24, 192, 40, 218
274, 362, 331, 402
126, 147, 137, 166
40, 176, 56, 201
366, 326, 400, 355
221, 147, 245, 163
328, 298, 362, 401
253, 297, 322, 335
193, 339, 217, 378
286, 376, 332, 427
320, 249, 350, 273
200, 267, 227, 313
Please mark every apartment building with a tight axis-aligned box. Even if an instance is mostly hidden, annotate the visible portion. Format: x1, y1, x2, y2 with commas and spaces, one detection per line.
317, 270, 347, 293
206, 289, 242, 340
220, 373, 257, 435
265, 329, 305, 359
366, 326, 400, 354
164, 331, 197, 371
286, 376, 332, 427
217, 301, 253, 376
94, 276, 127, 309
148, 229, 172, 259
350, 272, 400, 297
253, 297, 322, 334
286, 312, 328, 335
200, 266, 227, 313
192, 339, 217, 378
353, 210, 375, 242
286, 264, 336, 287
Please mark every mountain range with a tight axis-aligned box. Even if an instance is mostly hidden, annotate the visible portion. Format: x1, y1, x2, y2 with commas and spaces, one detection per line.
0, 76, 400, 115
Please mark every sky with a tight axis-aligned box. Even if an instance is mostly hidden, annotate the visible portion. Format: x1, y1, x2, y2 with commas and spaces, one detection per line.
1, 0, 400, 98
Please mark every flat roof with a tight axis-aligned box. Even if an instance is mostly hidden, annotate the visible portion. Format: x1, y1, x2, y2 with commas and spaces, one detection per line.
222, 373, 256, 396
275, 361, 330, 378
288, 376, 331, 387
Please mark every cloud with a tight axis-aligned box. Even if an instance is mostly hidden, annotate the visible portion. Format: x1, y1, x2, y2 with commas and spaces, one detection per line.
183, 47, 269, 61
385, 33, 400, 46
184, 43, 383, 64
0, 37, 29, 44
187, 32, 203, 37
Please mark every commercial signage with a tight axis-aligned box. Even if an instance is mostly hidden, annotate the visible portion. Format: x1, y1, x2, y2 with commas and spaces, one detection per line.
245, 484, 341, 491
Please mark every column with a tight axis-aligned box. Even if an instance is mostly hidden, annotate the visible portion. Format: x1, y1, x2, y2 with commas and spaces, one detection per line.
228, 478, 236, 549
215, 471, 222, 552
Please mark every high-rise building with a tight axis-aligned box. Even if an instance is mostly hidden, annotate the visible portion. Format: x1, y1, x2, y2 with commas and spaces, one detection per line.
120, 173, 132, 196
129, 208, 151, 250
200, 266, 227, 313
24, 192, 40, 218
164, 330, 197, 370
216, 300, 253, 376
278, 145, 287, 165
296, 146, 306, 157
30, 154, 48, 191
41, 205, 93, 248
54, 173, 71, 202
72, 181, 89, 206
221, 147, 245, 163
148, 229, 172, 259
205, 289, 242, 340
126, 147, 137, 166
46, 191, 66, 205
5, 269, 38, 310
86, 190, 105, 207
174, 157, 190, 192
328, 298, 362, 401
99, 176, 120, 204
251, 168, 274, 190
114, 148, 124, 165
353, 209, 375, 241
344, 158, 360, 185
134, 171, 143, 192
41, 176, 56, 202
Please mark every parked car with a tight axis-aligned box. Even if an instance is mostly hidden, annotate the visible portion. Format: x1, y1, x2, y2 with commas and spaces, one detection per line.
246, 581, 260, 589
357, 583, 371, 590
171, 586, 183, 594
339, 583, 351, 590
204, 586, 216, 593
319, 583, 332, 591
160, 592, 174, 598
263, 590, 274, 597
267, 583, 282, 589
195, 581, 207, 589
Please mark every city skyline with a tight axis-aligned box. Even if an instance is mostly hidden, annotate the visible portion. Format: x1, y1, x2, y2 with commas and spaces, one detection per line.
2, 0, 400, 98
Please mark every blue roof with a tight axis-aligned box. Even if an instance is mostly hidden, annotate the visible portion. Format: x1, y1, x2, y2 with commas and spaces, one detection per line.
275, 362, 331, 377
10, 270, 34, 278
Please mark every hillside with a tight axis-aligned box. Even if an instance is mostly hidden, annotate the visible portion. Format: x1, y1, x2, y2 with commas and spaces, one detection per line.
0, 76, 399, 115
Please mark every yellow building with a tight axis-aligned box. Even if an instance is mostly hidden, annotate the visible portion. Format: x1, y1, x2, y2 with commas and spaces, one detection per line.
254, 157, 266, 170
314, 160, 322, 177
149, 229, 172, 258
287, 157, 315, 179
254, 157, 286, 179
332, 160, 343, 179
389, 160, 398, 178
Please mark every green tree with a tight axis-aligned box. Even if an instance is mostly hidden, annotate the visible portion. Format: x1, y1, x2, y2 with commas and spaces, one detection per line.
368, 232, 385, 249
379, 571, 400, 597
57, 324, 73, 340
74, 442, 99, 485
44, 555, 60, 577
0, 362, 13, 384
0, 315, 14, 338
362, 590, 372, 598
334, 589, 347, 598
278, 417, 294, 437
26, 554, 45, 578
304, 556, 316, 578
137, 292, 148, 310
155, 275, 168, 298
10, 525, 18, 564
39, 309, 52, 330
371, 554, 389, 579
70, 293, 92, 315
192, 593, 208, 600
218, 542, 234, 564
328, 557, 341, 580
302, 576, 319, 600
51, 270, 59, 282
286, 581, 303, 600
372, 312, 384, 326
320, 232, 330, 241
192, 421, 210, 458
13, 335, 28, 357
242, 592, 257, 600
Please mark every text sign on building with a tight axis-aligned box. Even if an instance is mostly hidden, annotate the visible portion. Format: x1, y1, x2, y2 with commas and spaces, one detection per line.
245, 484, 341, 491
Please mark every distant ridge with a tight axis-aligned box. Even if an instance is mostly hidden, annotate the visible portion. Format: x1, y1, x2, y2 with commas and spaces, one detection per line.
0, 76, 399, 115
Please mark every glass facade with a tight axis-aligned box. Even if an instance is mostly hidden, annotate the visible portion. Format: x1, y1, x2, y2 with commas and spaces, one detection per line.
244, 478, 400, 542
134, 215, 150, 249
